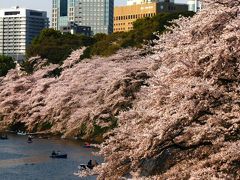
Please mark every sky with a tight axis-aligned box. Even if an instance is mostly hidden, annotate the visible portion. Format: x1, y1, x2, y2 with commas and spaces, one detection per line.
0, 0, 187, 19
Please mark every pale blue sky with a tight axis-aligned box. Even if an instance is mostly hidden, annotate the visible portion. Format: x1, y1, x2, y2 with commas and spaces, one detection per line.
0, 0, 187, 19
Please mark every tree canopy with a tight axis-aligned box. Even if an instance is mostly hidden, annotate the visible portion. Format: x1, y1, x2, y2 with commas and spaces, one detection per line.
26, 28, 94, 64
26, 12, 194, 62
81, 11, 195, 59
0, 55, 16, 77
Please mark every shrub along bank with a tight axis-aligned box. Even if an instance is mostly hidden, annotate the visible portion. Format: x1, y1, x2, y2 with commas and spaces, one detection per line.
0, 55, 16, 77
27, 12, 194, 64
26, 29, 94, 64
24, 11, 194, 70
81, 11, 194, 59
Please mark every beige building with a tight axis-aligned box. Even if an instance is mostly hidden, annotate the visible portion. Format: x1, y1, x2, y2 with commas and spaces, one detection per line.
127, 0, 174, 6
114, 1, 188, 32
127, 0, 152, 5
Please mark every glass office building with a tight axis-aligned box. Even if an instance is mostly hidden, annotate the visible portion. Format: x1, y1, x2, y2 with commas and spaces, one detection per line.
52, 0, 114, 35
52, 0, 77, 30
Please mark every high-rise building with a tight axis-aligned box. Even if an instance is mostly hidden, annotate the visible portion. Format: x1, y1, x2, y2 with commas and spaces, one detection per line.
0, 6, 49, 61
52, 0, 114, 35
114, 1, 188, 32
187, 0, 201, 12
52, 0, 77, 30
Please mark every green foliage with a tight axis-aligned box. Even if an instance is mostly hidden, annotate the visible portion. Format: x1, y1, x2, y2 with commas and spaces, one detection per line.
80, 47, 92, 59
8, 121, 26, 132
43, 67, 63, 78
26, 28, 94, 64
32, 121, 53, 132
0, 114, 3, 121
0, 55, 16, 77
20, 60, 34, 74
81, 11, 195, 59
79, 123, 87, 136
40, 122, 53, 131
27, 12, 194, 63
92, 117, 118, 138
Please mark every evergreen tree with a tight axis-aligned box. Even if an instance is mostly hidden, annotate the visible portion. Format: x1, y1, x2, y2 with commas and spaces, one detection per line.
0, 55, 16, 77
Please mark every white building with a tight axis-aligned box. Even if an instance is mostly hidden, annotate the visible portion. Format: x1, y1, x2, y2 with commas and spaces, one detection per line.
0, 7, 49, 61
187, 0, 202, 12
127, 0, 174, 6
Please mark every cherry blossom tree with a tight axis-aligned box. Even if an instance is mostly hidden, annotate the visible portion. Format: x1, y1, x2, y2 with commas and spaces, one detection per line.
94, 0, 240, 179
0, 48, 152, 139
0, 0, 239, 179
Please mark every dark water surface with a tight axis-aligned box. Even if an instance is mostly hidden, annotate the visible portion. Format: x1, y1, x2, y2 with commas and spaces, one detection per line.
0, 134, 100, 180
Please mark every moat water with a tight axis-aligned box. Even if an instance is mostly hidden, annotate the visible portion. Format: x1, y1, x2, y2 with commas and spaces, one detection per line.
0, 134, 100, 180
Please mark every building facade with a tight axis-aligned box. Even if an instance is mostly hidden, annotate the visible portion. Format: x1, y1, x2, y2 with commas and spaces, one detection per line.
52, 0, 77, 30
114, 1, 188, 32
187, 0, 201, 12
52, 0, 114, 35
60, 22, 91, 36
127, 0, 174, 6
127, 0, 151, 6
0, 7, 49, 61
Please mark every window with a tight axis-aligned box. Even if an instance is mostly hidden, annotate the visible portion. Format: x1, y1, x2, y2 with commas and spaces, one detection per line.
5, 11, 20, 15
60, 0, 68, 16
30, 11, 43, 17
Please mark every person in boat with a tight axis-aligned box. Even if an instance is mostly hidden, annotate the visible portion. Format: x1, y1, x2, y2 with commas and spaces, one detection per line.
28, 135, 32, 141
52, 150, 57, 156
27, 135, 33, 143
0, 134, 8, 139
87, 159, 98, 169
87, 160, 93, 169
